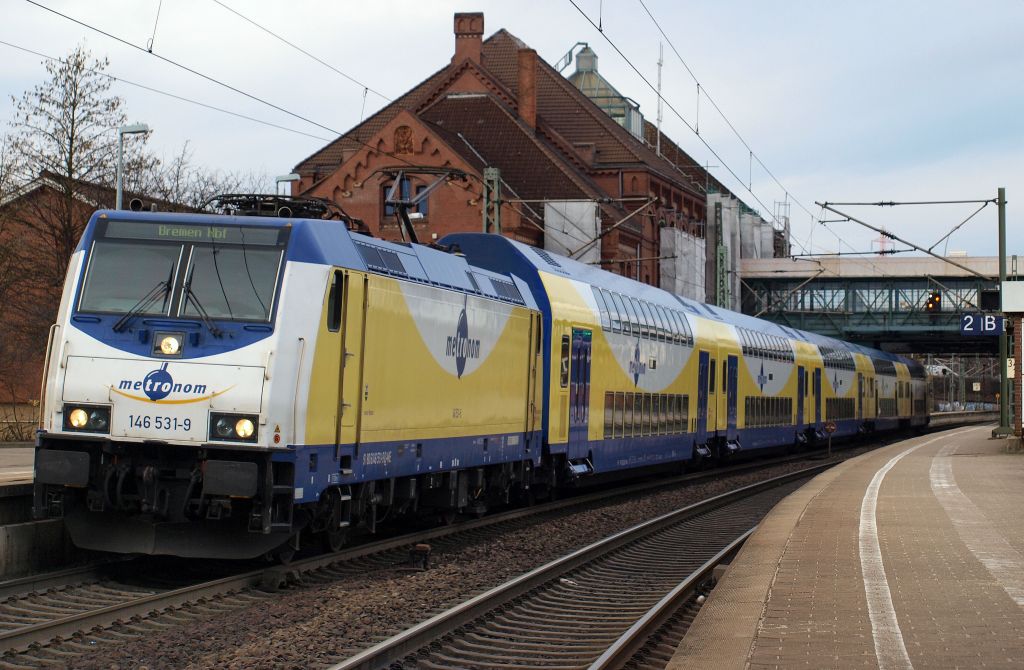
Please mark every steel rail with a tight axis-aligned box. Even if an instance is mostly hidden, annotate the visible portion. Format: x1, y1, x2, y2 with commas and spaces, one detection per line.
327, 463, 830, 670
0, 454, 826, 656
588, 527, 755, 669
2, 425, 983, 659
0, 569, 265, 651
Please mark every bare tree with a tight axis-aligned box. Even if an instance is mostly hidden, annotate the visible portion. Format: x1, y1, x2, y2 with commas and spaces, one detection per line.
3, 45, 154, 290
0, 45, 156, 404
150, 141, 270, 211
0, 44, 270, 409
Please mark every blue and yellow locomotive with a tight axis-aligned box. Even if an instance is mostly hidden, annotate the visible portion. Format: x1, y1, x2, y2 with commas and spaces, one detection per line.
33, 208, 927, 559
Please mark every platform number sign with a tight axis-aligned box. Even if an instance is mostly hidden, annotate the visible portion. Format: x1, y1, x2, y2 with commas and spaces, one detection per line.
960, 313, 1004, 336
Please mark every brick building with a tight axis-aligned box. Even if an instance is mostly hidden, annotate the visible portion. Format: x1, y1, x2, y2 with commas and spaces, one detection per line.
293, 12, 714, 286
0, 172, 174, 406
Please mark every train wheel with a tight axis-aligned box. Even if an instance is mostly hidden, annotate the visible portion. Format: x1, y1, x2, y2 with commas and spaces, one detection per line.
264, 541, 296, 565
322, 526, 349, 553
317, 489, 350, 553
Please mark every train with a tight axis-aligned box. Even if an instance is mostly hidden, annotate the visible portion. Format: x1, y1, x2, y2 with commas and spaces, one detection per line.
32, 205, 929, 559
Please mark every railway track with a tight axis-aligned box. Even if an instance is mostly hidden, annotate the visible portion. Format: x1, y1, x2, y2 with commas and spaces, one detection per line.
0, 452, 834, 668
328, 466, 823, 670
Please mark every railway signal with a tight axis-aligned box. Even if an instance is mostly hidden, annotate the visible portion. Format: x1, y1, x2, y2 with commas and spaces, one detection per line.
924, 290, 942, 312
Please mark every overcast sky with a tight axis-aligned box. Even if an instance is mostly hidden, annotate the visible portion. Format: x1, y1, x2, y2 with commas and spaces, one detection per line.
2, 0, 1021, 259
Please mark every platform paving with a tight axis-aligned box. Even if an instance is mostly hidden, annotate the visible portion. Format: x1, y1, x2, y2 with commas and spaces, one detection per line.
668, 426, 1024, 669
0, 447, 33, 484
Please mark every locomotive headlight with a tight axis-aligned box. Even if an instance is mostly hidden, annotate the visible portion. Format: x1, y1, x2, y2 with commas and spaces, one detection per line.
153, 331, 184, 358
68, 408, 89, 428
89, 410, 109, 431
214, 417, 234, 438
160, 335, 181, 355
235, 418, 255, 439
63, 404, 111, 433
209, 413, 259, 443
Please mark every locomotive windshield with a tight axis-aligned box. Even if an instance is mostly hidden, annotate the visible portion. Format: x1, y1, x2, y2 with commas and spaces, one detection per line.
78, 219, 288, 322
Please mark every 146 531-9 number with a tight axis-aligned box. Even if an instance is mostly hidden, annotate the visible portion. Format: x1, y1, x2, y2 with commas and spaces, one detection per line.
128, 414, 192, 431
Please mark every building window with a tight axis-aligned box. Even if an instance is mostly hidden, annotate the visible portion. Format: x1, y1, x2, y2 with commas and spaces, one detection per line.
382, 178, 428, 218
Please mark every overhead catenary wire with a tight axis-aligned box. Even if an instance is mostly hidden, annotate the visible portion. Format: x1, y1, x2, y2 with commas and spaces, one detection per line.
22, 0, 522, 238
0, 39, 333, 142
929, 201, 990, 254
146, 0, 163, 52
24, 0, 345, 138
23, 0, 647, 255
816, 202, 989, 280
21, 0, 468, 179
824, 199, 997, 206
208, 0, 392, 102
635, 0, 820, 225
25, 0, 831, 268
565, 0, 821, 259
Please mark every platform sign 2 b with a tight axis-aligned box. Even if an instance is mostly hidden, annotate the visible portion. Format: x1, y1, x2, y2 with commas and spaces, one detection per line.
960, 313, 1004, 336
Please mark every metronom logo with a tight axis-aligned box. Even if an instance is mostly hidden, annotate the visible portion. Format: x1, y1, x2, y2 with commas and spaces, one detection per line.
111, 362, 229, 404
445, 306, 481, 378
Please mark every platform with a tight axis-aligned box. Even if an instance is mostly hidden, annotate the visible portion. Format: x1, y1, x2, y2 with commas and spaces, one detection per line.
670, 426, 1024, 669
0, 446, 33, 485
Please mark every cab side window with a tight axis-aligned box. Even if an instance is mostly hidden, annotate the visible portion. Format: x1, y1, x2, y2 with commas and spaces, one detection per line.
327, 270, 343, 332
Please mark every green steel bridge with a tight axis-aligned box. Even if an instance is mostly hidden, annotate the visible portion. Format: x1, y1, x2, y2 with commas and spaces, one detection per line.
739, 255, 1009, 354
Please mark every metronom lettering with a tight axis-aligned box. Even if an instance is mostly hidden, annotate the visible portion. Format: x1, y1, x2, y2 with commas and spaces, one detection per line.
118, 380, 208, 394
445, 335, 481, 359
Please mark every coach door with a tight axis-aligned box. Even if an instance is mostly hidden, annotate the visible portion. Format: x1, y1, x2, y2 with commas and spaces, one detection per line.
796, 365, 805, 429
567, 328, 592, 459
524, 314, 541, 442
726, 355, 739, 441
857, 373, 864, 420
338, 272, 368, 447
813, 368, 822, 426
695, 350, 710, 444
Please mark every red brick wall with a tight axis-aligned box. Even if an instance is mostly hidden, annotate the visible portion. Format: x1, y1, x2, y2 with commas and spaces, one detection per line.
0, 187, 98, 404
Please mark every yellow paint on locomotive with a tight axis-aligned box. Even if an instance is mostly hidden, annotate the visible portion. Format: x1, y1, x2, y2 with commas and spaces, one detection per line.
305, 270, 540, 447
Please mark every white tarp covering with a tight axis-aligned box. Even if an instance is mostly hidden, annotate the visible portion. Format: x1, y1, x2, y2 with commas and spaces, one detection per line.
760, 222, 775, 259
544, 200, 601, 267
660, 227, 707, 302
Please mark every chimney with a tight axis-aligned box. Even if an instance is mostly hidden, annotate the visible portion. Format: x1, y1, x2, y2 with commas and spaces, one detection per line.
517, 48, 537, 130
453, 12, 484, 63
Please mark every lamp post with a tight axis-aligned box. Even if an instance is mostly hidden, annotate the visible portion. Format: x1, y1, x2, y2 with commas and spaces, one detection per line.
116, 123, 150, 210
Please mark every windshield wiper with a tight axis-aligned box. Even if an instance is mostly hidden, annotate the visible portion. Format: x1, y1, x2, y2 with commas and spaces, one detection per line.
112, 279, 171, 333
182, 277, 224, 338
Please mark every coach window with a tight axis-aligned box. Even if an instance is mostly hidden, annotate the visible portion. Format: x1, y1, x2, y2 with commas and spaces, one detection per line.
593, 289, 611, 331
709, 359, 716, 393
604, 393, 614, 439
610, 293, 629, 335
606, 291, 623, 333
629, 395, 638, 436
653, 305, 670, 341
623, 298, 642, 337
614, 392, 625, 438
637, 301, 655, 339
668, 309, 682, 343
327, 270, 343, 332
